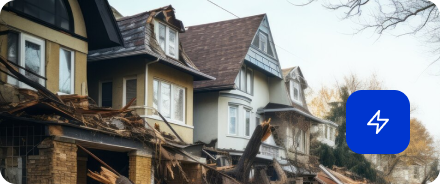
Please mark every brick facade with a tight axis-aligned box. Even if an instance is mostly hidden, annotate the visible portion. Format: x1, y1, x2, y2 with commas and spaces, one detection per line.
27, 138, 77, 184
129, 155, 152, 184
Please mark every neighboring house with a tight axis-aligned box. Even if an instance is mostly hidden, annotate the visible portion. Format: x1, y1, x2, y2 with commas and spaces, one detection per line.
181, 14, 331, 182
181, 14, 291, 164
281, 67, 338, 148
365, 154, 430, 184
87, 5, 214, 144
316, 165, 368, 184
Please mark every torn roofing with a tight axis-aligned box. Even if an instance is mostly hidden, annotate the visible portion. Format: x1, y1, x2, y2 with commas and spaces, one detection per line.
87, 5, 214, 81
180, 14, 266, 90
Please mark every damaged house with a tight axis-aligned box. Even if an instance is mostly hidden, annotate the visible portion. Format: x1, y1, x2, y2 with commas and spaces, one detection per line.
0, 2, 217, 184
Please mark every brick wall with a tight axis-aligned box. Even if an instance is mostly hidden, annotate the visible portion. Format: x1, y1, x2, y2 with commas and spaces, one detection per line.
129, 155, 152, 184
27, 138, 77, 184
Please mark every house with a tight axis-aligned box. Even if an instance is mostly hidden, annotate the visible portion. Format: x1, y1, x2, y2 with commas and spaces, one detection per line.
316, 165, 368, 184
87, 5, 214, 144
180, 14, 332, 182
0, 2, 206, 184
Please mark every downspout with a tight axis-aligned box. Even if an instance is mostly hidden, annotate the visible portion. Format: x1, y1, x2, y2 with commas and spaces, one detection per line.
144, 58, 160, 106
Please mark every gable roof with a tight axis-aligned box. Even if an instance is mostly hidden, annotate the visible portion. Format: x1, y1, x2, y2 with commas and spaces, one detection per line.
180, 14, 266, 90
282, 66, 308, 88
87, 5, 214, 81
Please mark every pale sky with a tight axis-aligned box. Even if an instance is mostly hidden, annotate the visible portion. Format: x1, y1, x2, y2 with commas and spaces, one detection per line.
108, 0, 440, 139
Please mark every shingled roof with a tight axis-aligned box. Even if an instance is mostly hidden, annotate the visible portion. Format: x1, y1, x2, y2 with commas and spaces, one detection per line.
87, 5, 214, 81
180, 14, 266, 90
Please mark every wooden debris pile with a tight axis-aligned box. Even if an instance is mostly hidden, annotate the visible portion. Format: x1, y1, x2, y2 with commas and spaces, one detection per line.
0, 55, 275, 184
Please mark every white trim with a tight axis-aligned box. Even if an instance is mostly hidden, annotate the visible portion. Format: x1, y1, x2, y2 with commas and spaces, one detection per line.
227, 105, 239, 135
19, 33, 46, 89
154, 20, 179, 60
58, 47, 75, 94
123, 76, 137, 106
142, 115, 194, 129
289, 80, 302, 105
153, 78, 186, 124
98, 80, 112, 107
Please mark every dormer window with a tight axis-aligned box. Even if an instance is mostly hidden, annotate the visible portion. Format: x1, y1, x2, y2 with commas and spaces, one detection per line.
290, 80, 302, 105
155, 21, 179, 59
259, 32, 267, 52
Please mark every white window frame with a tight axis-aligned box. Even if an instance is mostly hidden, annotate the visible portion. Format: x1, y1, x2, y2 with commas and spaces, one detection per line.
228, 105, 238, 135
123, 76, 137, 106
153, 78, 186, 124
58, 47, 75, 94
236, 64, 253, 95
99, 80, 112, 107
154, 20, 179, 59
290, 80, 302, 105
259, 32, 268, 52
9, 33, 46, 89
244, 108, 251, 137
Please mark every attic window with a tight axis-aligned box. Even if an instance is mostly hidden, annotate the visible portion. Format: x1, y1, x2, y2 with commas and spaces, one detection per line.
155, 21, 179, 59
259, 32, 267, 52
290, 80, 302, 105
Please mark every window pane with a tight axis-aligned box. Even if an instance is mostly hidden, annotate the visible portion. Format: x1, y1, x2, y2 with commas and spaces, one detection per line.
246, 69, 252, 94
7, 33, 19, 85
169, 29, 176, 56
294, 88, 299, 100
173, 86, 184, 122
240, 66, 246, 91
259, 33, 267, 52
153, 80, 159, 110
245, 110, 250, 136
7, 33, 19, 64
160, 82, 171, 118
159, 23, 166, 51
125, 79, 137, 106
229, 106, 237, 134
24, 41, 42, 83
101, 82, 112, 107
59, 49, 72, 94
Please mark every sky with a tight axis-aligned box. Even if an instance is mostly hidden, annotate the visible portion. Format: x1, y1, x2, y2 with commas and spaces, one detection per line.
108, 0, 440, 140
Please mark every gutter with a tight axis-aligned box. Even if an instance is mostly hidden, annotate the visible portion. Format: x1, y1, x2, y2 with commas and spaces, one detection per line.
319, 165, 344, 184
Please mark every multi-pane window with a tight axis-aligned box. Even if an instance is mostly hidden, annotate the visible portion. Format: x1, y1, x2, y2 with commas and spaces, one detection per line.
245, 110, 251, 136
124, 78, 137, 106
290, 80, 302, 105
59, 48, 74, 94
7, 33, 46, 88
236, 65, 253, 94
228, 106, 238, 135
153, 79, 185, 123
8, 0, 72, 31
156, 21, 179, 59
259, 32, 267, 52
100, 81, 113, 107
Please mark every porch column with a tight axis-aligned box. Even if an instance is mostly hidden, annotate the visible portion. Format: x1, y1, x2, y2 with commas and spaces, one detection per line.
27, 137, 77, 184
128, 151, 152, 184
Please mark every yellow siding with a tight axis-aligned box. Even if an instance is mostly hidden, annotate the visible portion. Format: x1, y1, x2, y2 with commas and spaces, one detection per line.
0, 11, 88, 54
45, 41, 61, 92
68, 0, 87, 38
75, 52, 88, 95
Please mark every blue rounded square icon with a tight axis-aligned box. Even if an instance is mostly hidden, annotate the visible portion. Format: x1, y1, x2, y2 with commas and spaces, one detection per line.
346, 90, 410, 154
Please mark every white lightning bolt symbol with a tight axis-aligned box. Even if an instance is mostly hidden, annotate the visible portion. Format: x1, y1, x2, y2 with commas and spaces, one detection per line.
367, 110, 389, 134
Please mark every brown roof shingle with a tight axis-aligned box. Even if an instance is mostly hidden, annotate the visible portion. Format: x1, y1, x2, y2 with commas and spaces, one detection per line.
180, 14, 266, 90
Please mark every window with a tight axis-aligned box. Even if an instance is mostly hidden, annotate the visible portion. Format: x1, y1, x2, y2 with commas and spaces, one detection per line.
100, 81, 112, 107
123, 77, 137, 106
325, 125, 328, 139
59, 48, 74, 94
290, 80, 302, 104
155, 21, 179, 59
413, 167, 419, 179
245, 110, 251, 136
236, 65, 253, 94
295, 129, 305, 152
259, 32, 267, 52
8, 0, 73, 31
7, 33, 46, 88
153, 79, 185, 123
228, 106, 238, 135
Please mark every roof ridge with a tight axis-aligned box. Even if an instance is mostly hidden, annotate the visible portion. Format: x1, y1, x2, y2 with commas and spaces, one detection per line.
186, 14, 266, 28
116, 5, 173, 22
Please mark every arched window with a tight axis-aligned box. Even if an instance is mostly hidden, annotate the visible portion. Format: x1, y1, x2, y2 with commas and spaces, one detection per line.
8, 0, 74, 31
